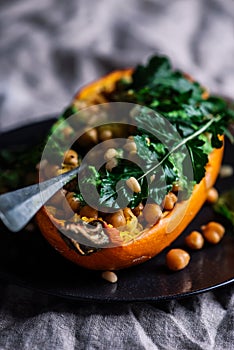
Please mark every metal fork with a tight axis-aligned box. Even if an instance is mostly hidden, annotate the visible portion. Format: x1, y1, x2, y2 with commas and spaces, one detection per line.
0, 164, 86, 232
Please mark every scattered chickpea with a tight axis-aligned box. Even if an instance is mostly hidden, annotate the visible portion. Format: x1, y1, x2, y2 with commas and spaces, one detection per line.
105, 210, 126, 228
202, 221, 225, 238
185, 231, 204, 250
126, 177, 141, 193
80, 205, 98, 219
104, 148, 118, 161
166, 249, 190, 271
203, 230, 221, 244
106, 158, 118, 171
102, 271, 118, 283
162, 192, 177, 210
206, 187, 219, 204
201, 221, 225, 244
63, 150, 79, 167
143, 203, 162, 225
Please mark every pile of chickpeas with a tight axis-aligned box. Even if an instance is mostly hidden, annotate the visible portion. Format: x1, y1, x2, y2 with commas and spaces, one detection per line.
166, 187, 225, 271
41, 131, 179, 234
41, 123, 226, 271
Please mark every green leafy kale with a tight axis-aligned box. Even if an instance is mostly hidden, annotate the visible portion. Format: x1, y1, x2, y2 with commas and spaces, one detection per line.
3, 55, 232, 213
99, 55, 233, 193
98, 161, 145, 209
67, 55, 234, 209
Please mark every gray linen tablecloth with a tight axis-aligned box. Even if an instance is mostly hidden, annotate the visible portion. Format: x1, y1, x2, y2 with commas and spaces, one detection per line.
0, 0, 234, 349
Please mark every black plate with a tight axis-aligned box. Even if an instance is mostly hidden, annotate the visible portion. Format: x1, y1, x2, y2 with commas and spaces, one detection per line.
0, 118, 234, 302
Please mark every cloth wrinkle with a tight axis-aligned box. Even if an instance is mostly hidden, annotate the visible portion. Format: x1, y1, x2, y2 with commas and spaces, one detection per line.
0, 0, 234, 349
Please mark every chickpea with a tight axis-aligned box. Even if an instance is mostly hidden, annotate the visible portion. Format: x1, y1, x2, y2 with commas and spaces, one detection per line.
64, 192, 81, 213
101, 271, 118, 283
203, 230, 221, 244
78, 128, 98, 147
185, 231, 204, 250
124, 141, 137, 153
123, 207, 133, 220
99, 128, 113, 141
143, 203, 162, 225
201, 221, 225, 244
63, 150, 79, 167
202, 221, 225, 238
150, 174, 155, 183
104, 148, 118, 161
106, 158, 118, 171
126, 177, 141, 193
132, 202, 144, 217
105, 210, 126, 228
166, 249, 190, 271
162, 192, 177, 210
80, 205, 98, 219
206, 187, 219, 204
57, 164, 75, 175
127, 136, 135, 141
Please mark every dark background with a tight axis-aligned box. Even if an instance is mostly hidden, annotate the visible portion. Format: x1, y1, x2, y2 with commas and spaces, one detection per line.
0, 0, 234, 131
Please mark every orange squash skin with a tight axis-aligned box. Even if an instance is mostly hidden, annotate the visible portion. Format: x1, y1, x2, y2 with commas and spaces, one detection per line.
36, 69, 224, 270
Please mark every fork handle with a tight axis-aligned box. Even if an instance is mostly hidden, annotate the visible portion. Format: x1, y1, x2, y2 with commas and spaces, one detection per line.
0, 165, 84, 232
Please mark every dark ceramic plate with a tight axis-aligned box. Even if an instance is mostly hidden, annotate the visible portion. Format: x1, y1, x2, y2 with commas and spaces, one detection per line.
0, 118, 234, 302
